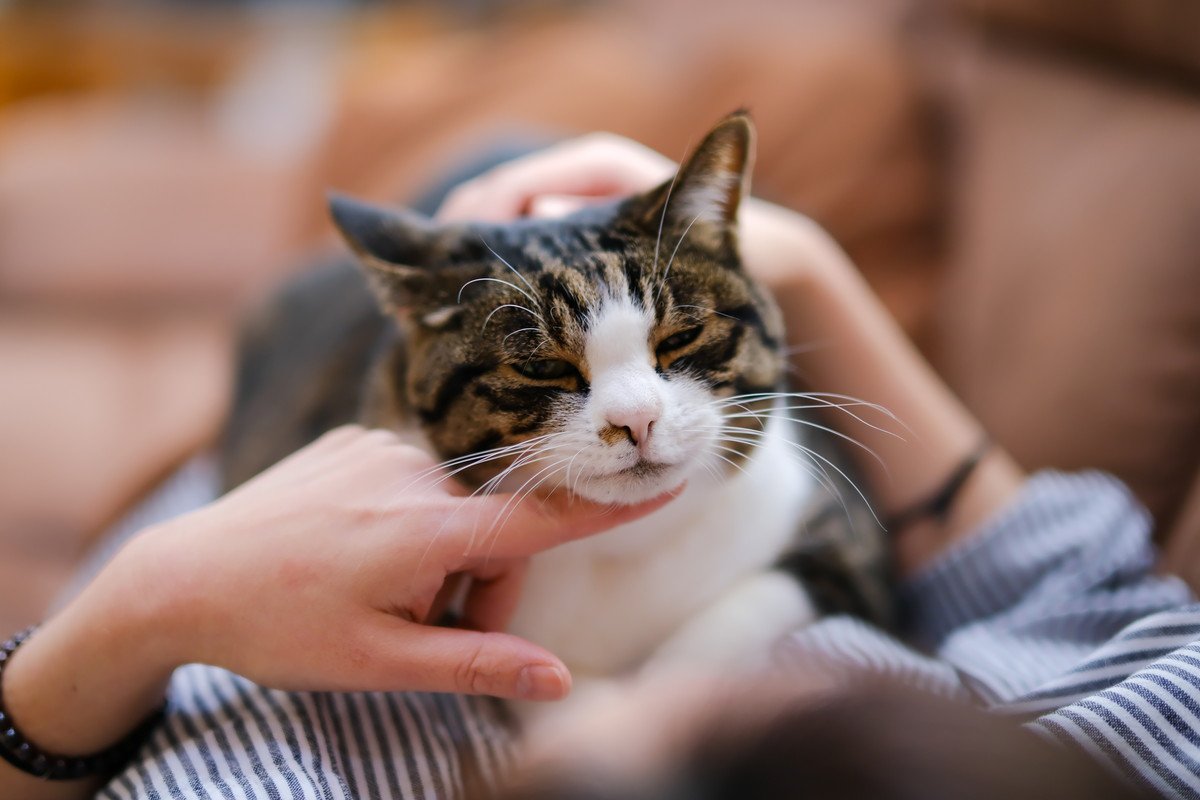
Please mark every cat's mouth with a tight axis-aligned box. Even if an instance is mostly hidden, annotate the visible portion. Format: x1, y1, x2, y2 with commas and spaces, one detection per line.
617, 459, 673, 479
568, 458, 687, 505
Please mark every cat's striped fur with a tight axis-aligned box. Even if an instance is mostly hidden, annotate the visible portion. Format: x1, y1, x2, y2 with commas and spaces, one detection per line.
332, 113, 784, 502
220, 114, 888, 689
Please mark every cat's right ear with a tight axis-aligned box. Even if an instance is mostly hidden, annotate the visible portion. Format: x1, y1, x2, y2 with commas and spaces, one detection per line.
328, 192, 434, 311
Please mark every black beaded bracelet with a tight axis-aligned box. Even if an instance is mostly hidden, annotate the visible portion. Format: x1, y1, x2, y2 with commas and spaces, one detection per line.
885, 438, 993, 533
0, 626, 165, 781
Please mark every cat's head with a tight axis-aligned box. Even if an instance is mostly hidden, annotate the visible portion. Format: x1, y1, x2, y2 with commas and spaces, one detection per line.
331, 112, 785, 504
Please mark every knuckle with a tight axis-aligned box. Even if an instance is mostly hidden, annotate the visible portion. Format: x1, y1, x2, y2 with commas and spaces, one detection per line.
454, 642, 495, 695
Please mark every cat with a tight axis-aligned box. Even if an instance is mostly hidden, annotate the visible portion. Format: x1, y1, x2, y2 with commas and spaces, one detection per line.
220, 112, 884, 696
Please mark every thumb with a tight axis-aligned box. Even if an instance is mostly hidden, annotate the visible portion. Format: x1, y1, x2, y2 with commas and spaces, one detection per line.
375, 619, 571, 701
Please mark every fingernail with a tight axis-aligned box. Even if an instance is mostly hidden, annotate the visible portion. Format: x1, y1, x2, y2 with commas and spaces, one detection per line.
517, 664, 569, 701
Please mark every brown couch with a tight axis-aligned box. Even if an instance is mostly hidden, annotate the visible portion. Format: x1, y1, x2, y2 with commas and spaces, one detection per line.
0, 0, 1197, 633
928, 1, 1200, 572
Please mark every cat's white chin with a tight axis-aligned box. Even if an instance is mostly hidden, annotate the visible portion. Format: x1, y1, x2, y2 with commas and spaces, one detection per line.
571, 466, 689, 506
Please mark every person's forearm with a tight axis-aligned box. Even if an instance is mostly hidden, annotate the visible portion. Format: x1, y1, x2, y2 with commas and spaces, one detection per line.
0, 536, 178, 799
742, 200, 1024, 575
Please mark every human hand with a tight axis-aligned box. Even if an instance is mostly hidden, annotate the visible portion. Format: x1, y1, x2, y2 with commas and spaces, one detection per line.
436, 133, 676, 223
435, 131, 847, 294
1, 426, 675, 794
129, 425, 675, 700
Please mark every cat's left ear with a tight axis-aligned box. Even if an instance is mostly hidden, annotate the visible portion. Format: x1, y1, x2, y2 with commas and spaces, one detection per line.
629, 111, 755, 246
328, 192, 437, 311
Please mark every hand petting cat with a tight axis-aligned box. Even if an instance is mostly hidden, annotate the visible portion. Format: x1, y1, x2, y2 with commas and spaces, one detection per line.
435, 131, 849, 295
0, 426, 676, 800
437, 133, 675, 223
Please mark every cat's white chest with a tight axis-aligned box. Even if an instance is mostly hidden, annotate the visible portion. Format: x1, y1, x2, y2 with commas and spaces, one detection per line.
507, 417, 814, 676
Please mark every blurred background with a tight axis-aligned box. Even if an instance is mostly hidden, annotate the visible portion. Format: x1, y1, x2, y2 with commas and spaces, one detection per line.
1, 0, 1198, 634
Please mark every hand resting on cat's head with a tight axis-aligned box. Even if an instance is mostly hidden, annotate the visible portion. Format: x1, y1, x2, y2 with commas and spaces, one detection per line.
434, 127, 845, 297
437, 133, 675, 224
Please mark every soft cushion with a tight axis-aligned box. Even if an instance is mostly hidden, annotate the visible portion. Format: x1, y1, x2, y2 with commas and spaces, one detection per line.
945, 0, 1200, 79
936, 45, 1200, 535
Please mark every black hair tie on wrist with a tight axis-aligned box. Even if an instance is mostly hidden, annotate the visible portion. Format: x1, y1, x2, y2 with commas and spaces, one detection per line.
0, 626, 165, 781
886, 438, 993, 533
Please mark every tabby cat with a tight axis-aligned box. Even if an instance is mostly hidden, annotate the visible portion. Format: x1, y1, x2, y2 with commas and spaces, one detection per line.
222, 113, 849, 689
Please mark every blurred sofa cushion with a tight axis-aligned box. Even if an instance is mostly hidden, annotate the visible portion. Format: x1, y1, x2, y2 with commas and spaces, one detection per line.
0, 96, 314, 307
937, 45, 1200, 533
946, 0, 1200, 79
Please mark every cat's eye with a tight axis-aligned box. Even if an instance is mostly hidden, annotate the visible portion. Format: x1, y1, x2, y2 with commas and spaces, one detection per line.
656, 327, 703, 354
514, 358, 577, 381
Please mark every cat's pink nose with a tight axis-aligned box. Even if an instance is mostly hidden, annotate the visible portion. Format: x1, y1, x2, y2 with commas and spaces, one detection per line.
605, 410, 657, 448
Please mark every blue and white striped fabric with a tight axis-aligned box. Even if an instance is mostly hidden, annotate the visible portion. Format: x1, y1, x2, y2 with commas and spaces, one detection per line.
779, 471, 1199, 798
99, 667, 514, 800
91, 468, 1200, 799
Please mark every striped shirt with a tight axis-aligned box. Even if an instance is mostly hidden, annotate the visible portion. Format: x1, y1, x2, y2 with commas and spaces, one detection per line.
85, 466, 1198, 799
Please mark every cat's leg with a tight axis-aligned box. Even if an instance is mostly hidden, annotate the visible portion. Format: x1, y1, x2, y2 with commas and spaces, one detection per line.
643, 570, 816, 673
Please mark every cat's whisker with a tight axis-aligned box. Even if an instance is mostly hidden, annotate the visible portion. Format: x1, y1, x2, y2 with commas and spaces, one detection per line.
479, 236, 539, 301
456, 277, 545, 323
464, 438, 569, 499
387, 436, 569, 562
651, 167, 682, 288
710, 391, 907, 442
703, 428, 843, 504
712, 410, 888, 470
710, 425, 881, 528
476, 446, 565, 496
500, 458, 571, 531
711, 390, 895, 415
675, 304, 739, 324
695, 424, 849, 525
697, 459, 722, 485
704, 448, 752, 479
482, 304, 543, 333
461, 438, 572, 511
654, 211, 703, 308
395, 437, 565, 569
712, 389, 902, 423
479, 456, 575, 566
453, 448, 567, 554
563, 448, 584, 499
715, 400, 884, 414
682, 421, 840, 497
392, 433, 562, 496
411, 442, 570, 580
503, 326, 542, 345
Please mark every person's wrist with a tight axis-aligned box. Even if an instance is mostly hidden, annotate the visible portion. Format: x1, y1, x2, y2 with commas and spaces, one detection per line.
61, 529, 188, 696
0, 535, 181, 758
100, 521, 211, 674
